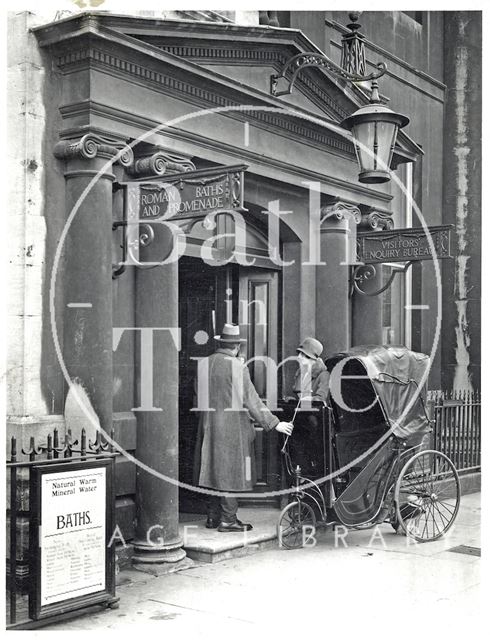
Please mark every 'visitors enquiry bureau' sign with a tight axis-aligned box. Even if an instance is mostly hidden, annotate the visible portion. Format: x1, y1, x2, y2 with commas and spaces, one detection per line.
30, 459, 114, 620
356, 225, 454, 264
127, 164, 247, 220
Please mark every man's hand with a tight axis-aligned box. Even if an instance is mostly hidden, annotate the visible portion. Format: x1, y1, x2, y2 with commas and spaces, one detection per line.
275, 421, 294, 435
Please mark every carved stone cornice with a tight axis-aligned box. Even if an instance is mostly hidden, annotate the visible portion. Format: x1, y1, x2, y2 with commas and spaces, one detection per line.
126, 150, 196, 179
53, 46, 355, 159
149, 44, 348, 120
53, 133, 133, 166
320, 201, 362, 224
358, 209, 394, 230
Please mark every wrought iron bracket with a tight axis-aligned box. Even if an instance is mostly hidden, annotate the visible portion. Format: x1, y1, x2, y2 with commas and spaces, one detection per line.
350, 260, 416, 297
112, 220, 156, 279
112, 183, 158, 279
270, 52, 387, 98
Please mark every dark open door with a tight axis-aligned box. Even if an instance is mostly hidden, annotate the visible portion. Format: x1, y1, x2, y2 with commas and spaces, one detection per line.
238, 267, 281, 505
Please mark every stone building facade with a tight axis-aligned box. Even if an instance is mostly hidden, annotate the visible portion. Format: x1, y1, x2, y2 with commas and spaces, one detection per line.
7, 10, 481, 564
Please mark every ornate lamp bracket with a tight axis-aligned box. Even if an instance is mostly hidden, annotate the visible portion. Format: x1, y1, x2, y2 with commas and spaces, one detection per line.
351, 261, 416, 297
271, 53, 386, 98
270, 12, 386, 98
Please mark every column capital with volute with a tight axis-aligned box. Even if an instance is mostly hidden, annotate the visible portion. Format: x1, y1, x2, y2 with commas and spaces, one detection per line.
53, 132, 134, 167
358, 205, 394, 231
319, 201, 362, 233
126, 148, 196, 179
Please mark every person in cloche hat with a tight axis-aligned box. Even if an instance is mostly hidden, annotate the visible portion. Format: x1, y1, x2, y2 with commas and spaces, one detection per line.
194, 323, 293, 532
293, 337, 330, 403
284, 337, 330, 477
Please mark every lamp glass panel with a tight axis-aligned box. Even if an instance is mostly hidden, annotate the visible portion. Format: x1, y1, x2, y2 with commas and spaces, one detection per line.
374, 121, 398, 170
352, 120, 399, 173
351, 121, 376, 171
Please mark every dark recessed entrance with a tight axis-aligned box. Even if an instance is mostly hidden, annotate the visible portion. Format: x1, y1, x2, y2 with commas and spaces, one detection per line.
178, 257, 234, 513
178, 254, 282, 513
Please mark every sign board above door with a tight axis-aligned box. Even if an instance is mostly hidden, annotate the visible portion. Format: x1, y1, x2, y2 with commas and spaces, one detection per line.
356, 225, 454, 264
128, 164, 248, 220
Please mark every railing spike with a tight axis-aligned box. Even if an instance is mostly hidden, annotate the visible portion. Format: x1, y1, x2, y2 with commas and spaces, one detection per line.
64, 433, 71, 458
81, 428, 87, 456
88, 432, 99, 453
11, 436, 17, 463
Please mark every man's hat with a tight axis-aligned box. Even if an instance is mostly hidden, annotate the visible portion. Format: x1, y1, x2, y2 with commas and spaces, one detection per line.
214, 323, 246, 344
297, 337, 323, 360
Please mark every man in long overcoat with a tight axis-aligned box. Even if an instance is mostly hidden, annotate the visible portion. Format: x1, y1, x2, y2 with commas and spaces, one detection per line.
194, 323, 293, 532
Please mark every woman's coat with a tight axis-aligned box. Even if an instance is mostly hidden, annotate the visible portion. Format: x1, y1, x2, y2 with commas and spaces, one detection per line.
293, 357, 330, 402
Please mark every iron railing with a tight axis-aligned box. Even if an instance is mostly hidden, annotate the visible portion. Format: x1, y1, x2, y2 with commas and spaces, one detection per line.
429, 390, 481, 472
6, 427, 117, 629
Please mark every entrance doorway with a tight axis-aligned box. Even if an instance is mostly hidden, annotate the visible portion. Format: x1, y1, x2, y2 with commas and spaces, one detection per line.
238, 268, 281, 505
178, 257, 281, 512
178, 257, 230, 512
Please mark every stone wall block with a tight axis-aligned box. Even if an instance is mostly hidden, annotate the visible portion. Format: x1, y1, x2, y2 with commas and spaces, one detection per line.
8, 214, 47, 267
7, 314, 48, 416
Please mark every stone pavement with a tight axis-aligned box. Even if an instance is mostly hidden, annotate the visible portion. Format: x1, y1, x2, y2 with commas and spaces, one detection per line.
46, 493, 482, 637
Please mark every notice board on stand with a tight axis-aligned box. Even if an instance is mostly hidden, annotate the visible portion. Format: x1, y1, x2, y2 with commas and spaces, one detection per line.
29, 458, 116, 620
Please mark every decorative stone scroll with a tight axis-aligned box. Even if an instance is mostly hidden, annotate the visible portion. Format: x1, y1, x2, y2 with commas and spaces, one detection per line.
53, 133, 133, 167
126, 150, 196, 179
320, 201, 362, 225
359, 209, 394, 231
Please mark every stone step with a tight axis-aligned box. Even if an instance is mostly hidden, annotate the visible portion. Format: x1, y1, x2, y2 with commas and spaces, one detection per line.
179, 508, 280, 563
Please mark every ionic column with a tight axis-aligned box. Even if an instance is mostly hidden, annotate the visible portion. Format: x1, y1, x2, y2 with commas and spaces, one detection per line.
315, 202, 361, 352
129, 159, 185, 564
53, 132, 133, 437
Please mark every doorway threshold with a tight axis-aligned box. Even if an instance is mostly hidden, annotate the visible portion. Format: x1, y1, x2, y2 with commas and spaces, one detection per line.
179, 508, 280, 563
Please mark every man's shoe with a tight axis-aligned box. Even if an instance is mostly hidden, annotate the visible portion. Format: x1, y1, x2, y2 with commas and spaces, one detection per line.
205, 517, 220, 529
217, 521, 253, 532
